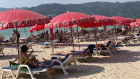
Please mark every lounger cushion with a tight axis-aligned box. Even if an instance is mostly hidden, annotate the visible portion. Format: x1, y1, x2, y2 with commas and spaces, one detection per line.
2, 66, 18, 70
101, 48, 107, 50
44, 61, 60, 66
2, 66, 43, 71
3, 65, 53, 71
44, 55, 70, 66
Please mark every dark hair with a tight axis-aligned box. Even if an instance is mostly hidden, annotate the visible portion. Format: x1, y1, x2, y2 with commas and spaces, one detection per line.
21, 45, 28, 53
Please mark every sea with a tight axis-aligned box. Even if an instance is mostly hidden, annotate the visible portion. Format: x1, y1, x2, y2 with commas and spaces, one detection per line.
0, 26, 115, 40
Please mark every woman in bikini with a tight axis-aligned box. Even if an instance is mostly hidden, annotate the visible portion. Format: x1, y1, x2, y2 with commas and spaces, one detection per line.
13, 45, 41, 68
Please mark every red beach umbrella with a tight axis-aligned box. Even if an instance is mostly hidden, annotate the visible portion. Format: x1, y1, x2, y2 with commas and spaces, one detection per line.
0, 9, 50, 54
29, 24, 45, 32
130, 22, 140, 28
110, 16, 125, 22
92, 15, 109, 27
46, 12, 94, 28
130, 22, 136, 27
124, 18, 135, 28
110, 16, 126, 26
45, 12, 94, 51
93, 15, 108, 21
0, 9, 50, 30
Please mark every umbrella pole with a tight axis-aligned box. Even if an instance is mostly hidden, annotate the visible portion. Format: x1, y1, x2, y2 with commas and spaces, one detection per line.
50, 28, 54, 54
16, 27, 19, 54
52, 40, 54, 54
115, 25, 117, 40
95, 27, 97, 47
77, 26, 80, 50
70, 26, 75, 51
24, 28, 28, 43
64, 27, 67, 45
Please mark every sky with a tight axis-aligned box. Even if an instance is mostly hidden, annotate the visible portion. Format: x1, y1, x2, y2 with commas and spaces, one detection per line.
0, 0, 139, 8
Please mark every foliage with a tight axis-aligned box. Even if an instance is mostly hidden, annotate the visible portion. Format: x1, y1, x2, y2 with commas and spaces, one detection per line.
0, 1, 140, 19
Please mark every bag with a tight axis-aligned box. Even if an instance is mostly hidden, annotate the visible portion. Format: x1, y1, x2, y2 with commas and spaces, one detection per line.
9, 61, 19, 68
9, 61, 28, 72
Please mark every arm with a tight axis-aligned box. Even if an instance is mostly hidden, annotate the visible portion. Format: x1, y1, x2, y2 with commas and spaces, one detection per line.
23, 53, 32, 61
27, 51, 33, 57
12, 55, 19, 63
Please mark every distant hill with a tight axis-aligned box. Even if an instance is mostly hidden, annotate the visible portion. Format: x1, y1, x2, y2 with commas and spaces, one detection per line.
0, 1, 140, 18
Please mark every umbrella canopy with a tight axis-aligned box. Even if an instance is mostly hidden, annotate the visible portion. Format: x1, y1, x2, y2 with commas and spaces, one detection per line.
130, 22, 140, 28
92, 15, 110, 27
29, 24, 45, 32
124, 18, 135, 27
136, 18, 140, 22
110, 16, 125, 22
65, 25, 77, 29
93, 15, 108, 21
45, 12, 94, 28
129, 18, 140, 28
0, 9, 50, 30
110, 16, 126, 26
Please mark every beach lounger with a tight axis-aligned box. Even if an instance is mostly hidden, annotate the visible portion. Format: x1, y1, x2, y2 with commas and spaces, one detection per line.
0, 45, 5, 56
64, 37, 73, 45
27, 42, 34, 51
111, 42, 121, 53
8, 35, 17, 44
0, 35, 4, 44
44, 41, 53, 48
77, 44, 96, 57
34, 35, 41, 42
79, 34, 90, 42
54, 44, 96, 61
1, 64, 53, 79
133, 34, 140, 43
27, 35, 35, 42
95, 41, 113, 55
45, 54, 78, 75
120, 36, 134, 46
43, 40, 58, 48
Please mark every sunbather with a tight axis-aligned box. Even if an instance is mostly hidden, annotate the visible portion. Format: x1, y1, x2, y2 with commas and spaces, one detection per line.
12, 45, 41, 68
54, 44, 96, 57
13, 30, 20, 43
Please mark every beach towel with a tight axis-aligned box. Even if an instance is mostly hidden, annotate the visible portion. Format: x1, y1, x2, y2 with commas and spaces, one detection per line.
9, 61, 28, 72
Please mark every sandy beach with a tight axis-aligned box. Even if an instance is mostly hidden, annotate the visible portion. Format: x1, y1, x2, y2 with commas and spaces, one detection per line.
1, 40, 140, 79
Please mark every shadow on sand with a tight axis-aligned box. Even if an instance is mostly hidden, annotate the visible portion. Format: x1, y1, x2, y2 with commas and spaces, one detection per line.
83, 49, 140, 64
54, 65, 104, 79
0, 54, 17, 60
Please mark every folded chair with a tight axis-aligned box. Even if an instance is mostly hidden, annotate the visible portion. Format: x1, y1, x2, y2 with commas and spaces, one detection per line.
0, 45, 5, 56
45, 54, 78, 75
27, 42, 34, 51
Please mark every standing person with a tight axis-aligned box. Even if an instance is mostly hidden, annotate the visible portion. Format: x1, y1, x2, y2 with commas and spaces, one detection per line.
13, 29, 20, 43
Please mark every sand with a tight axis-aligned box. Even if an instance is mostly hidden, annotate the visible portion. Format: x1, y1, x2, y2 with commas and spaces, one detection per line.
1, 40, 140, 79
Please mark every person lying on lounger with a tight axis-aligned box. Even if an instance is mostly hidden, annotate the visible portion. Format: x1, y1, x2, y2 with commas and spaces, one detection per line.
52, 44, 96, 57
